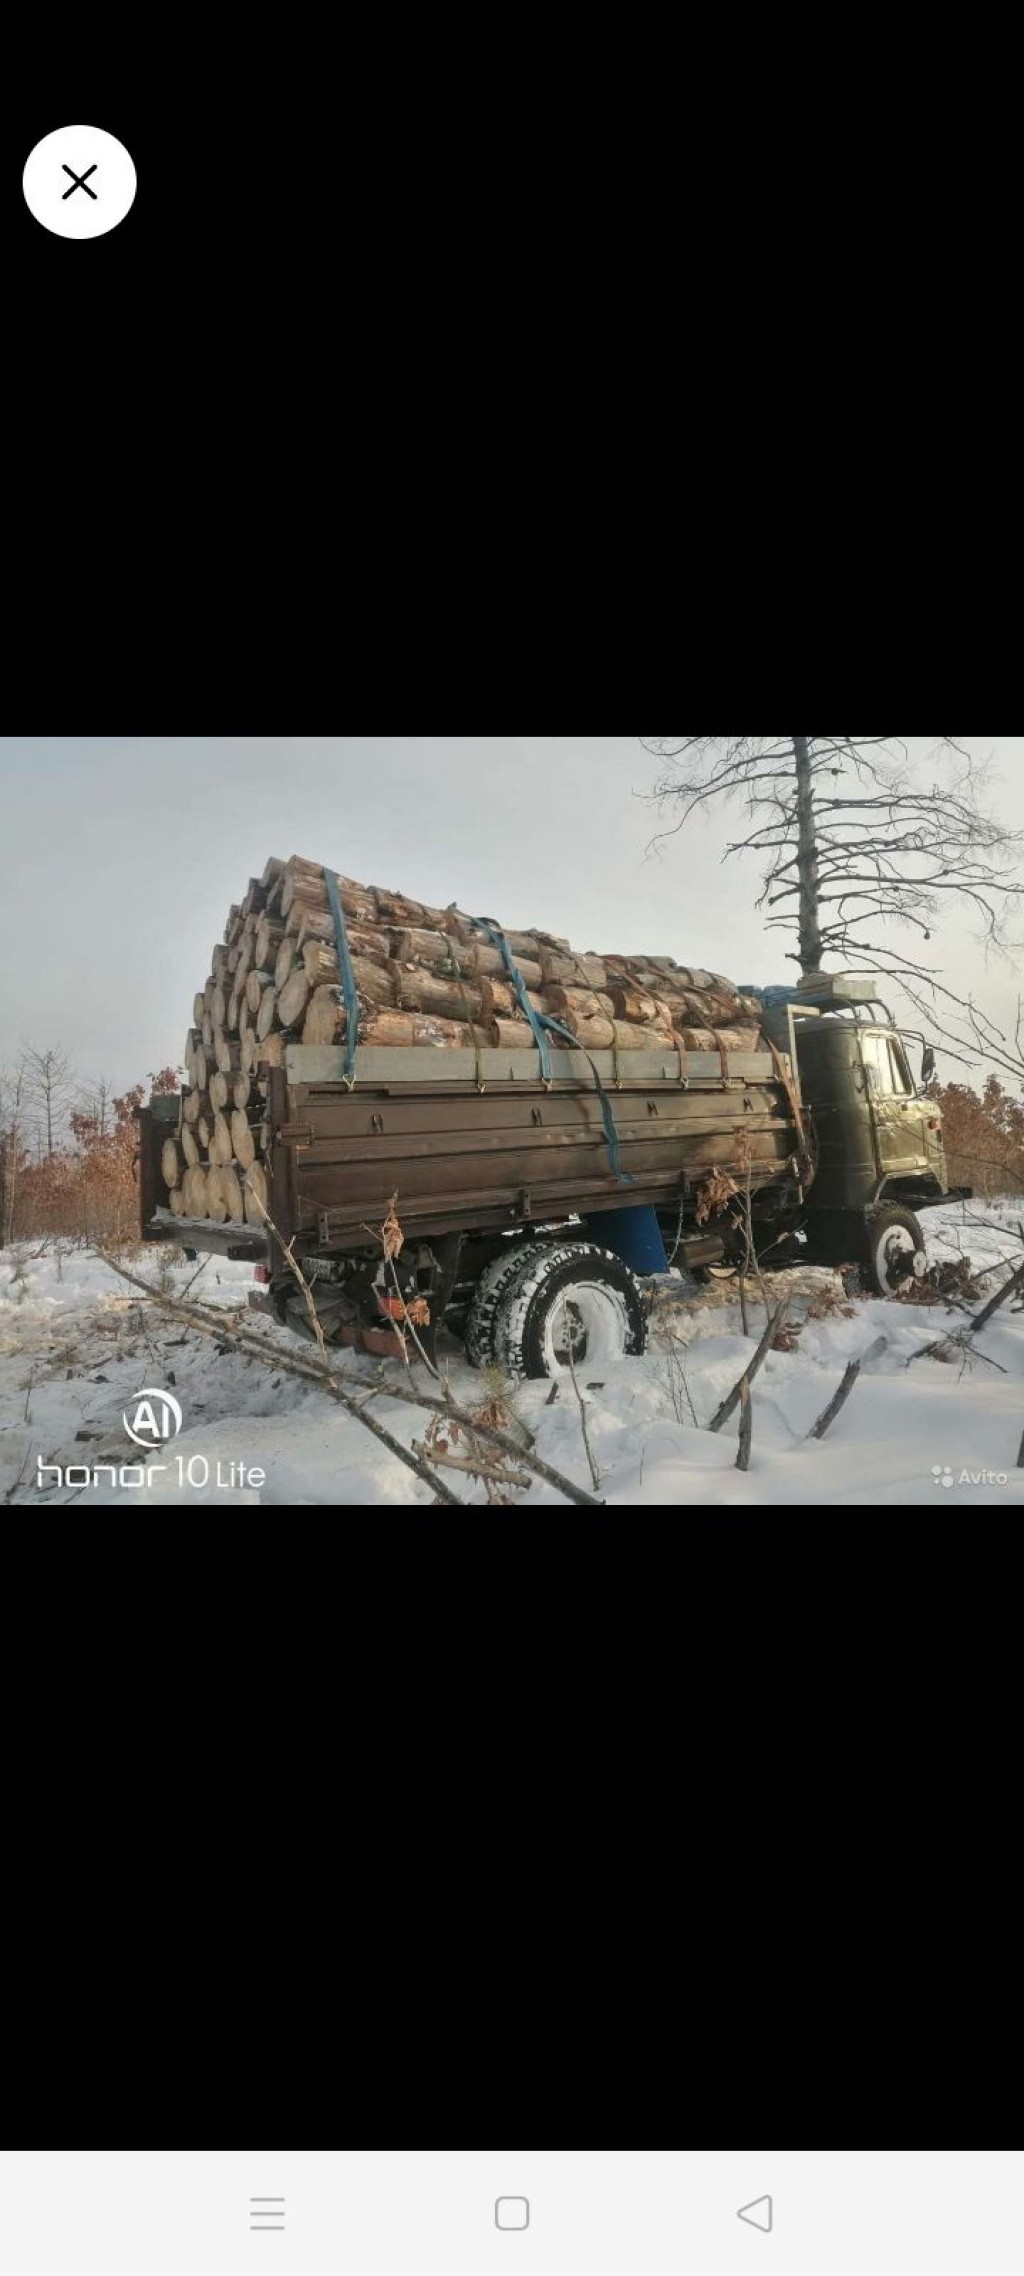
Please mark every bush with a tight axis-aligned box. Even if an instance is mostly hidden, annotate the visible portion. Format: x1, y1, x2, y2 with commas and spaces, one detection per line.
930, 1075, 1024, 1200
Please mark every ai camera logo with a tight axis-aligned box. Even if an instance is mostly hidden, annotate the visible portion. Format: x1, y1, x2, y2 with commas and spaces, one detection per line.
123, 1387, 183, 1449
932, 1464, 954, 1489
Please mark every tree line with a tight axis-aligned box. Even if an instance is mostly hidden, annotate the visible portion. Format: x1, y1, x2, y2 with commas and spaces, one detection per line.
0, 1050, 178, 1247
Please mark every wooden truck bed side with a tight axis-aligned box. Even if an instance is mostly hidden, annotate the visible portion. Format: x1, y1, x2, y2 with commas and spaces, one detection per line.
140, 1041, 802, 1258
273, 1043, 800, 1252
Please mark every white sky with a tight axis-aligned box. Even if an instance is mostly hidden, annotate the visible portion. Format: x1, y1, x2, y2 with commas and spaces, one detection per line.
1, 735, 1022, 1099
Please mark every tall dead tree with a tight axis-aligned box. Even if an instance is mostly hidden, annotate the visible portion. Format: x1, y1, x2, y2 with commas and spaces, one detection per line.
76, 1074, 115, 1140
24, 1045, 74, 1160
0, 1058, 29, 1246
640, 737, 1024, 1027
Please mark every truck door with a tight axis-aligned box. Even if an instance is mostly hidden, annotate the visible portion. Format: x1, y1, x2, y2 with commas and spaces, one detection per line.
858, 1029, 927, 1181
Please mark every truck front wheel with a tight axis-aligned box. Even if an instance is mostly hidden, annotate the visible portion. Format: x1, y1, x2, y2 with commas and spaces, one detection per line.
861, 1204, 927, 1297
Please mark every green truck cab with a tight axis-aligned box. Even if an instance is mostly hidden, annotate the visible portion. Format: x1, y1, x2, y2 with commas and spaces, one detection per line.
758, 975, 970, 1295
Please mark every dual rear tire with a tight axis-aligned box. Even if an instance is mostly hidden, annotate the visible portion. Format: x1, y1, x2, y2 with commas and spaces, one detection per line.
463, 1239, 647, 1379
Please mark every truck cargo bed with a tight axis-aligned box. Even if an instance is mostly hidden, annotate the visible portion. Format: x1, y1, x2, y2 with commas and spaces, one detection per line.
267, 1043, 800, 1250
141, 1040, 803, 1258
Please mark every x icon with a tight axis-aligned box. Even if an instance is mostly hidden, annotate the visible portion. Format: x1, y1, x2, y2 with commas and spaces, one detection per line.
62, 163, 97, 200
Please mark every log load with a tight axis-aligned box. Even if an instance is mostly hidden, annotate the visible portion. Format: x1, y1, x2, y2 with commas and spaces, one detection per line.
243, 1159, 268, 1224
168, 854, 770, 1219
274, 934, 297, 990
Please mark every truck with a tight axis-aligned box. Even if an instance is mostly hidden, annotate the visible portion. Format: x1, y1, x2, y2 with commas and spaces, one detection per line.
136, 971, 969, 1377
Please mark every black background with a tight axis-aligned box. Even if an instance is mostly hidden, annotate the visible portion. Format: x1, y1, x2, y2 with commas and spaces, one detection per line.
2, 1559, 1014, 2152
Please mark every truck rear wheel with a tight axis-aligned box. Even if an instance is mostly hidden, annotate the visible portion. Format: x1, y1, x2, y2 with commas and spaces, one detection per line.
861, 1204, 927, 1297
463, 1238, 538, 1368
494, 1242, 647, 1380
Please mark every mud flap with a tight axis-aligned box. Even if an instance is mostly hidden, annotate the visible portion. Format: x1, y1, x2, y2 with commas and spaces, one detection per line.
582, 1205, 669, 1275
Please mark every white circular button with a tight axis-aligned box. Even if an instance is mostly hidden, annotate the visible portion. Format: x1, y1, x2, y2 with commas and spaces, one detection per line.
23, 125, 136, 240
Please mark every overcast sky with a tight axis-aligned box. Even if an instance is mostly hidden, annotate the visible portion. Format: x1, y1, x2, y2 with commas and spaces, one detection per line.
1, 736, 1022, 1100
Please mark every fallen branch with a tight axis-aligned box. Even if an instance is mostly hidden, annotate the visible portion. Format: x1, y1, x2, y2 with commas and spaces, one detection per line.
906, 1326, 1008, 1372
92, 1251, 603, 1507
412, 1439, 531, 1489
907, 1259, 1024, 1365
707, 1298, 789, 1433
967, 1260, 1024, 1335
243, 1174, 328, 1360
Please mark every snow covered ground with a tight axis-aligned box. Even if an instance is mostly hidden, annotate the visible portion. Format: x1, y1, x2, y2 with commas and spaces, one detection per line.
2, 1201, 1024, 1507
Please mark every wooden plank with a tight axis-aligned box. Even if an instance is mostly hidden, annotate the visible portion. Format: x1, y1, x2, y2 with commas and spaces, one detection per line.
293, 1120, 793, 1171
285, 1044, 780, 1088
298, 1145, 789, 1211
290, 1082, 785, 1139
149, 1208, 268, 1258
304, 1157, 787, 1240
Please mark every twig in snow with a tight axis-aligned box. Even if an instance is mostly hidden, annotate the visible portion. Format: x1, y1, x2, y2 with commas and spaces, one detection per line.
739, 1142, 771, 1321
382, 1241, 442, 1379
180, 1252, 211, 1301
906, 1327, 1007, 1373
560, 1293, 601, 1491
242, 1176, 328, 1360
3, 1443, 32, 1502
707, 1298, 790, 1434
807, 1334, 887, 1440
735, 1377, 752, 1469
808, 1359, 861, 1439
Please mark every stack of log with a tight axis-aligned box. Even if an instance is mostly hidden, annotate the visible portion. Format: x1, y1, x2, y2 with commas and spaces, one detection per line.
159, 855, 766, 1222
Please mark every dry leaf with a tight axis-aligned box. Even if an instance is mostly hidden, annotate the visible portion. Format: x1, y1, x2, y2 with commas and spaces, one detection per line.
380, 1193, 405, 1260
695, 1166, 740, 1226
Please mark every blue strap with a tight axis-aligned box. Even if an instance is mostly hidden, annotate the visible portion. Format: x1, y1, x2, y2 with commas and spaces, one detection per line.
474, 918, 634, 1184
323, 868, 360, 1083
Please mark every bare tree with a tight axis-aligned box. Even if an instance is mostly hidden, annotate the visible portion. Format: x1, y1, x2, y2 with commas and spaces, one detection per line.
76, 1073, 115, 1139
23, 1045, 75, 1160
640, 738, 1024, 1001
0, 1056, 30, 1246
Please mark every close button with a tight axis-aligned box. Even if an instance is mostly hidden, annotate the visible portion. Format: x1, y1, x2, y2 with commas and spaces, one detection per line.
23, 126, 137, 239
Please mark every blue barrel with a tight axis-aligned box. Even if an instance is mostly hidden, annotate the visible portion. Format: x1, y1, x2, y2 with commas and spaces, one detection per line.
582, 1204, 669, 1275
738, 982, 802, 1007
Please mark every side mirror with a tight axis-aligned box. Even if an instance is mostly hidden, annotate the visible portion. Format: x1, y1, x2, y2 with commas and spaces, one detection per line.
921, 1044, 936, 1085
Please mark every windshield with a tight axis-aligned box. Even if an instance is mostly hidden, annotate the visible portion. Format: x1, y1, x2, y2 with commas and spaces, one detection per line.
859, 1031, 914, 1096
